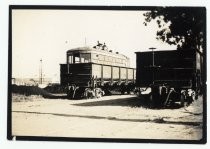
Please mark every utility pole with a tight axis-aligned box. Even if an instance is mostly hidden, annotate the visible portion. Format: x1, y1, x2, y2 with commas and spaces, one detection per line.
149, 47, 156, 85
40, 59, 43, 84
65, 40, 70, 74
149, 47, 156, 67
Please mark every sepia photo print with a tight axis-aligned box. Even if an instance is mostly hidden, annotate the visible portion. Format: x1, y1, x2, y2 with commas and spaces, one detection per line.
8, 5, 206, 143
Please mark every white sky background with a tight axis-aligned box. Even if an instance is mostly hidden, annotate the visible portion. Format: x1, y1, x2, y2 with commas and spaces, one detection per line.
12, 9, 177, 82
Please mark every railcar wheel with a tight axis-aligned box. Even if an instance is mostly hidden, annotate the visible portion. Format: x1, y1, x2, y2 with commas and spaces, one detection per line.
148, 93, 154, 108
180, 92, 186, 107
163, 89, 174, 107
84, 88, 95, 99
150, 85, 161, 108
94, 88, 104, 98
185, 89, 195, 106
160, 86, 167, 106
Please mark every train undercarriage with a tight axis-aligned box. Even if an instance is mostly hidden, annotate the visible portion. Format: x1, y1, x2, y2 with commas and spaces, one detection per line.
65, 81, 136, 99
137, 84, 197, 108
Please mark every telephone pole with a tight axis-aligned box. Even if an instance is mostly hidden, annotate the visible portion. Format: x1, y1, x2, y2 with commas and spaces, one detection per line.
149, 47, 156, 67
39, 59, 43, 84
149, 47, 156, 85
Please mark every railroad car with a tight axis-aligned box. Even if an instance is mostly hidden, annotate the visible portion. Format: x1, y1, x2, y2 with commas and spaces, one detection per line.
135, 49, 204, 107
60, 44, 136, 98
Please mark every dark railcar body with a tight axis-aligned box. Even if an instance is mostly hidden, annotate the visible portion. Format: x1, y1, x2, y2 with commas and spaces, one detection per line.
60, 63, 92, 87
135, 49, 203, 91
60, 63, 135, 87
60, 46, 135, 89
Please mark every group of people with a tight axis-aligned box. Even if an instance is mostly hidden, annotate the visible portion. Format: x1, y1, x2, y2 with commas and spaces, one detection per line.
93, 41, 108, 51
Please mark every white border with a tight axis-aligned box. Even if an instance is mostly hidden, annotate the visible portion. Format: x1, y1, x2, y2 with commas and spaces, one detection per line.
0, 0, 209, 149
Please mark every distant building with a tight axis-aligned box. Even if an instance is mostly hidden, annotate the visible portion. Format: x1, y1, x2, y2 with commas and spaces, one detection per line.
11, 78, 52, 86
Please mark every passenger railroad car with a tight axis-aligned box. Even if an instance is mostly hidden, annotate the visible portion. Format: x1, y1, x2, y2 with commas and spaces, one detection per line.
60, 45, 136, 98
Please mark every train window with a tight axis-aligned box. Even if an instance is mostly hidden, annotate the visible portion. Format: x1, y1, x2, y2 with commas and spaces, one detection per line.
67, 53, 91, 64
122, 60, 127, 66
99, 55, 104, 61
105, 56, 109, 61
108, 56, 112, 62
81, 57, 85, 63
92, 53, 99, 60
80, 53, 90, 63
73, 53, 80, 63
116, 58, 119, 63
116, 58, 120, 63
74, 57, 80, 63
68, 55, 73, 64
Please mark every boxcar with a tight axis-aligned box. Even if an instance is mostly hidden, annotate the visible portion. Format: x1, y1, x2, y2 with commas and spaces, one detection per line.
60, 46, 135, 98
135, 49, 203, 107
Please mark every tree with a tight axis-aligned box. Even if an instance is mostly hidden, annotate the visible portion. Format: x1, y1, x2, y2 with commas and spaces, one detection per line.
143, 7, 206, 51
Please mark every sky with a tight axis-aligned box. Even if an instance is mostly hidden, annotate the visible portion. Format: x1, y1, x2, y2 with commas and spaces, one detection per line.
12, 9, 177, 82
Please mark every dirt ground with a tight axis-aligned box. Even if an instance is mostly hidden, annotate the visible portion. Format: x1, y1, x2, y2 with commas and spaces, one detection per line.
11, 94, 203, 140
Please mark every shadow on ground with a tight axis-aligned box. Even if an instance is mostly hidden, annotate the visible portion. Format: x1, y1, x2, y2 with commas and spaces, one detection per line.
43, 94, 68, 99
13, 110, 201, 126
72, 95, 182, 109
12, 85, 182, 109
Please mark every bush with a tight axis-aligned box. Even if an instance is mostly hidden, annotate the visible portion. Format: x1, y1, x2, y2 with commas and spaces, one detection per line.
12, 85, 53, 97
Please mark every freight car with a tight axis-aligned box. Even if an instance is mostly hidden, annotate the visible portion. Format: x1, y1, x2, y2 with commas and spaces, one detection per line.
60, 43, 136, 99
135, 49, 204, 107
